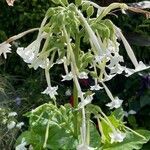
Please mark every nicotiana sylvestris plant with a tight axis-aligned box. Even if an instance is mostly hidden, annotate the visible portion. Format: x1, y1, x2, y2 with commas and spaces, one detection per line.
1, 0, 150, 150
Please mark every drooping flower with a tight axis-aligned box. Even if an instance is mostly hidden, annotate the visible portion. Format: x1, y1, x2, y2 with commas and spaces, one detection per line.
31, 58, 50, 70
61, 72, 73, 81
106, 97, 123, 109
17, 37, 42, 64
7, 121, 16, 130
8, 112, 17, 117
17, 47, 35, 64
78, 93, 94, 108
124, 110, 136, 117
15, 138, 27, 150
0, 43, 11, 59
90, 84, 103, 91
78, 72, 88, 79
6, 0, 15, 6
16, 122, 24, 129
109, 129, 126, 143
41, 86, 58, 99
65, 89, 72, 96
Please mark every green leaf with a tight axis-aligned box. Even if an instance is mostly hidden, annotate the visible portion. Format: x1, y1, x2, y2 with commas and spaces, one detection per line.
103, 130, 150, 150
75, 0, 82, 6
82, 2, 90, 11
86, 6, 94, 17
90, 122, 101, 148
61, 0, 68, 5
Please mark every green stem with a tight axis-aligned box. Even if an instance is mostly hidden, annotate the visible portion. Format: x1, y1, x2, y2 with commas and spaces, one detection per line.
73, 32, 80, 138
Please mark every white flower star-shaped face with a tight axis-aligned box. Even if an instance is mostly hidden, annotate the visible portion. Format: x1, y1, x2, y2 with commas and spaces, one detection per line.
90, 84, 103, 91
0, 43, 11, 59
41, 86, 58, 99
17, 47, 35, 64
78, 72, 88, 79
61, 72, 73, 81
125, 61, 149, 77
78, 93, 94, 108
15, 138, 27, 150
7, 121, 16, 130
106, 97, 123, 109
109, 130, 126, 143
8, 112, 17, 117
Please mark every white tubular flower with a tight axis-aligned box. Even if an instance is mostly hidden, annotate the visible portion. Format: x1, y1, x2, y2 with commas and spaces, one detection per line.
7, 121, 16, 130
31, 58, 50, 70
125, 61, 149, 77
76, 9, 102, 55
65, 89, 72, 96
107, 40, 120, 53
17, 47, 35, 63
6, 0, 15, 6
61, 72, 73, 81
128, 110, 136, 115
78, 93, 94, 109
107, 53, 124, 68
17, 37, 42, 64
8, 112, 17, 117
16, 122, 24, 129
41, 86, 58, 99
15, 138, 27, 150
109, 130, 126, 143
77, 144, 95, 150
78, 72, 88, 79
115, 26, 139, 68
110, 64, 124, 75
0, 43, 11, 59
90, 84, 103, 91
106, 97, 123, 109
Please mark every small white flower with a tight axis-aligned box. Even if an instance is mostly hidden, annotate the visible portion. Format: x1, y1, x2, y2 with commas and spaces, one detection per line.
2, 118, 7, 124
110, 64, 124, 75
109, 130, 126, 143
15, 138, 27, 150
107, 53, 124, 68
78, 72, 88, 79
135, 61, 150, 72
124, 110, 136, 117
8, 112, 17, 117
77, 144, 95, 150
6, 0, 15, 6
42, 86, 58, 99
107, 40, 120, 53
90, 84, 103, 91
78, 93, 94, 108
16, 122, 24, 129
56, 58, 64, 64
128, 110, 136, 115
65, 89, 72, 96
125, 61, 149, 77
0, 43, 11, 59
106, 97, 123, 109
62, 72, 73, 81
17, 38, 42, 64
31, 58, 50, 70
17, 47, 35, 63
7, 121, 16, 130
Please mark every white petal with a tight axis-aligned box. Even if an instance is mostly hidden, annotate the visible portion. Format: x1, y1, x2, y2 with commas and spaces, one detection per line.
109, 130, 126, 143
90, 84, 103, 91
62, 72, 73, 81
78, 72, 88, 79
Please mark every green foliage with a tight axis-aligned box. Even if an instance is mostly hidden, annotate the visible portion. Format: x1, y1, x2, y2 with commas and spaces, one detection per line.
103, 130, 150, 150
